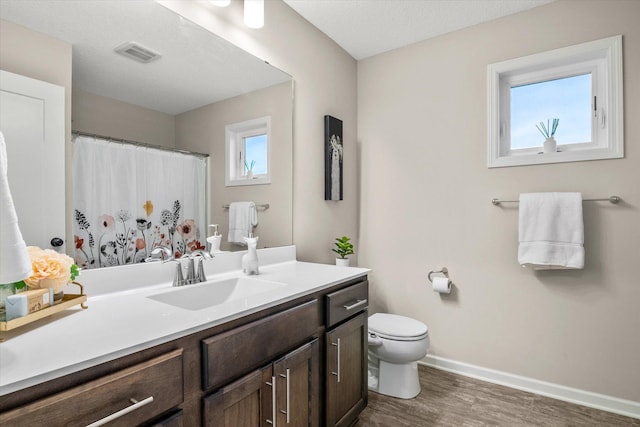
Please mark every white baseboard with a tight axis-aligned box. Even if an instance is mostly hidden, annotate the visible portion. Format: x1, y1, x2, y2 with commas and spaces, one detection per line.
421, 355, 640, 420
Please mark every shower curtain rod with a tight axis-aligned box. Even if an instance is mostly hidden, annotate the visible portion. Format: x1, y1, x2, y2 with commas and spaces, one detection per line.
72, 130, 209, 158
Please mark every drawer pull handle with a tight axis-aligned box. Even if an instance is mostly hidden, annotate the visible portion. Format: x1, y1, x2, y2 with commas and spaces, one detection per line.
279, 368, 291, 423
86, 396, 153, 427
343, 299, 367, 311
331, 338, 341, 383
266, 376, 277, 426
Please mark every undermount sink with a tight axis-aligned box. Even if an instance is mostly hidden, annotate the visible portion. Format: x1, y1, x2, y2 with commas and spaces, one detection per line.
147, 277, 286, 311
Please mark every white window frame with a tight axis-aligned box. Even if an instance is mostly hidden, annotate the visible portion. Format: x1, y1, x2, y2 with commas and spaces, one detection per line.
487, 35, 623, 168
225, 116, 271, 186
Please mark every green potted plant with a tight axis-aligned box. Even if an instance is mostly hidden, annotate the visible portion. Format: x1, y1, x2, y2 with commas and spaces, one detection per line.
332, 236, 354, 266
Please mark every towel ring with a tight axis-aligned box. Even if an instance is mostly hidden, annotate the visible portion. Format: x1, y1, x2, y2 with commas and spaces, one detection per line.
427, 267, 449, 283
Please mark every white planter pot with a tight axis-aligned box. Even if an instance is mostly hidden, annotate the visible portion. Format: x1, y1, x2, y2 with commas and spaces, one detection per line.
335, 258, 350, 267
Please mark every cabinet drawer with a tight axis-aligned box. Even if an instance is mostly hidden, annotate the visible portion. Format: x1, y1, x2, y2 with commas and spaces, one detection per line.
326, 280, 368, 328
150, 409, 184, 427
0, 349, 184, 426
202, 299, 320, 391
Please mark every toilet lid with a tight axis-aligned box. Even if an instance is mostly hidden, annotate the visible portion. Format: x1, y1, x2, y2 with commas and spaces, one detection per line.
368, 313, 428, 339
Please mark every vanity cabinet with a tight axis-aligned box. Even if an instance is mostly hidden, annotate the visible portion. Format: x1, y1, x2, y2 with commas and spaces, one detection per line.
201, 300, 320, 391
203, 339, 319, 427
0, 275, 369, 426
202, 299, 321, 426
325, 281, 369, 427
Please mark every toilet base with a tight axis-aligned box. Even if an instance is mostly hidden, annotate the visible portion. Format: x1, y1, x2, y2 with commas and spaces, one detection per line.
373, 360, 421, 399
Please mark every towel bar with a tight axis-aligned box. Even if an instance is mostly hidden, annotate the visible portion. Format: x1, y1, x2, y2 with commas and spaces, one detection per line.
491, 196, 620, 205
222, 203, 270, 210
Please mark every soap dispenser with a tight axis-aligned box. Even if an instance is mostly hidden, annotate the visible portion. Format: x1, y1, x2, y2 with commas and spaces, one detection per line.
242, 233, 259, 275
206, 224, 222, 256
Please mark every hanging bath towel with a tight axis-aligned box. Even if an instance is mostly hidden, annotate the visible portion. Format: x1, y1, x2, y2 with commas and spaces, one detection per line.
0, 131, 32, 283
518, 192, 585, 270
228, 201, 258, 244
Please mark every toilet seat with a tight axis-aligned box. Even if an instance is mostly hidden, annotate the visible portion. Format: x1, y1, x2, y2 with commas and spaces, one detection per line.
368, 313, 428, 341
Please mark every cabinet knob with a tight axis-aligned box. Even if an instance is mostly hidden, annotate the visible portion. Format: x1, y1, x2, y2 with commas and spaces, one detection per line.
50, 237, 64, 247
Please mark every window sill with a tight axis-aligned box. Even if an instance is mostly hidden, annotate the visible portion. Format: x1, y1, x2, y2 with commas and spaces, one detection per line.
488, 146, 623, 168
225, 177, 271, 187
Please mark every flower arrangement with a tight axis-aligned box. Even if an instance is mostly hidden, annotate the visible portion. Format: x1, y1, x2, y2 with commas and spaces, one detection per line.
536, 118, 559, 139
17, 246, 79, 294
244, 159, 256, 173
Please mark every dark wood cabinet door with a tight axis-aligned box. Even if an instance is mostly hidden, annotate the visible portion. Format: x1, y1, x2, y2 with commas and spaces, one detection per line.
273, 338, 320, 427
203, 363, 273, 427
326, 312, 368, 427
204, 339, 319, 427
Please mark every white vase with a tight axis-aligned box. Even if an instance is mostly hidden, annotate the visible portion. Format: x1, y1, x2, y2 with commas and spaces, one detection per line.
336, 258, 350, 267
247, 170, 254, 180
242, 236, 259, 275
543, 137, 557, 153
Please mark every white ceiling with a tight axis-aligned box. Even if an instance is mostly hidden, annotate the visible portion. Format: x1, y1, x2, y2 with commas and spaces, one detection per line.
0, 0, 291, 115
283, 0, 555, 60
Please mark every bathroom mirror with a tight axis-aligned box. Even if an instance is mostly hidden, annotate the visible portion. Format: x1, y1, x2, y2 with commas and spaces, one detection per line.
0, 0, 293, 256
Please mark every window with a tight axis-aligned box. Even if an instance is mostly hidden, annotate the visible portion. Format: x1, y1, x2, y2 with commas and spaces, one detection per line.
487, 35, 623, 168
225, 116, 271, 186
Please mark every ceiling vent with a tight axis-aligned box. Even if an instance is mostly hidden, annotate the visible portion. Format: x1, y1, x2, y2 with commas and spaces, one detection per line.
114, 41, 161, 63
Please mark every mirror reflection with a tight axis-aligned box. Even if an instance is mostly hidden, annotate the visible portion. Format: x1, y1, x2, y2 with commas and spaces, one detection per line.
0, 0, 293, 265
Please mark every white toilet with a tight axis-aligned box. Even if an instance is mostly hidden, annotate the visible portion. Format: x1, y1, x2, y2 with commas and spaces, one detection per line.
367, 313, 430, 399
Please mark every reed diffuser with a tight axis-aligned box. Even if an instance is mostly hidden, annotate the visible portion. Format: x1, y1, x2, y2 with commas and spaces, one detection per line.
536, 118, 559, 153
244, 159, 256, 179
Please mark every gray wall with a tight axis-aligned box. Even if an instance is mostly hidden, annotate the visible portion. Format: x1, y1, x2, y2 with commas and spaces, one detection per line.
176, 82, 293, 250
72, 89, 176, 149
357, 0, 640, 402
159, 0, 359, 264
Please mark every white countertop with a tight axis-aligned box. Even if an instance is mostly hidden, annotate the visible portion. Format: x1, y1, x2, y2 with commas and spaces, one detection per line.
0, 246, 369, 396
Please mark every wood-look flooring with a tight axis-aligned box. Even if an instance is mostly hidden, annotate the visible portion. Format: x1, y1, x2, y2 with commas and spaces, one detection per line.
355, 364, 640, 426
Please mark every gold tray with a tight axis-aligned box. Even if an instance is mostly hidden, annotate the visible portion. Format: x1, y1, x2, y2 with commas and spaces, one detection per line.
0, 281, 88, 333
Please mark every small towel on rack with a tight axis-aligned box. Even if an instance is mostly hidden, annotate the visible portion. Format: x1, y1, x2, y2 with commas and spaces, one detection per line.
228, 201, 258, 244
518, 192, 584, 270
0, 131, 32, 284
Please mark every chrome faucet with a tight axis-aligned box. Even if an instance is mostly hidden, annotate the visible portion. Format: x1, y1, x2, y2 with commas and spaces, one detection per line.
173, 251, 212, 287
146, 246, 173, 262
172, 260, 185, 287
190, 250, 212, 283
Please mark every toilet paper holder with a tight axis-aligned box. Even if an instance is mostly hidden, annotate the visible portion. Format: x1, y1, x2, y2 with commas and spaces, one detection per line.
427, 267, 450, 284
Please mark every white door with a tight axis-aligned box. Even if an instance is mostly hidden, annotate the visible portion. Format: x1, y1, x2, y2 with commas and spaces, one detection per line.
0, 70, 65, 251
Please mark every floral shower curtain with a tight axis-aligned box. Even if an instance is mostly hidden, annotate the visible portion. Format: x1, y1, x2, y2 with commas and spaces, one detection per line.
72, 135, 207, 269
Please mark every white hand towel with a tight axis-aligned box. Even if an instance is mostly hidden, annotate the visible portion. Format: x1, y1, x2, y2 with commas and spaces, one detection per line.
228, 201, 258, 244
518, 192, 584, 270
0, 131, 32, 283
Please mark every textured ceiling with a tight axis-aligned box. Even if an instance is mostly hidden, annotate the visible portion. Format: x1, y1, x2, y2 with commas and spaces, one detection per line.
283, 0, 555, 60
0, 0, 290, 115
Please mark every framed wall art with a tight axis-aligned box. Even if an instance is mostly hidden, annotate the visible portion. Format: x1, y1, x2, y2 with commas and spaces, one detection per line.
324, 115, 343, 200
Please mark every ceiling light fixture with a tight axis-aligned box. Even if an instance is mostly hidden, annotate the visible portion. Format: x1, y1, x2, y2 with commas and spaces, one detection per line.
209, 0, 230, 6
244, 0, 264, 29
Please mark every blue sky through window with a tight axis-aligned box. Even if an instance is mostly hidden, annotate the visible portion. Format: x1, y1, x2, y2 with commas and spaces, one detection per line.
510, 74, 592, 149
244, 134, 267, 174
